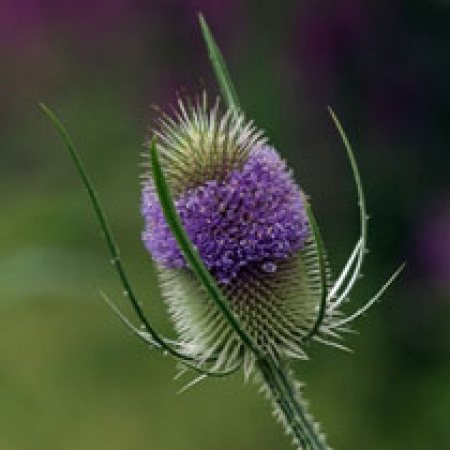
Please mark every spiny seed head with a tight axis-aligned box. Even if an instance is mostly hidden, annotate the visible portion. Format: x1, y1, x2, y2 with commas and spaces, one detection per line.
141, 97, 324, 373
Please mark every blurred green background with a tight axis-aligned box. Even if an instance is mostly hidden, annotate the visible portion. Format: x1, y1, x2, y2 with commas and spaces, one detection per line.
1, 1, 449, 449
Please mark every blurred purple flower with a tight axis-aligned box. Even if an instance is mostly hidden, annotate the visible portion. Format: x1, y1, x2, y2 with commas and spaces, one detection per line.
292, 1, 368, 92
0, 0, 240, 41
182, 0, 240, 23
0, 0, 137, 45
291, 3, 424, 138
415, 194, 450, 288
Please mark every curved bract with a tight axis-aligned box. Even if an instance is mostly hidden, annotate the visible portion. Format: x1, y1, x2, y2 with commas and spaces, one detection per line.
40, 103, 241, 378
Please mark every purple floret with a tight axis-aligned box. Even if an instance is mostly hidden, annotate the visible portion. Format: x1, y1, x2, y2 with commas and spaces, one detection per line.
141, 145, 309, 284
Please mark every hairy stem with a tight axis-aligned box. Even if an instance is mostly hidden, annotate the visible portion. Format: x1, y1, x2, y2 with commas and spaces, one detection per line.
257, 358, 328, 450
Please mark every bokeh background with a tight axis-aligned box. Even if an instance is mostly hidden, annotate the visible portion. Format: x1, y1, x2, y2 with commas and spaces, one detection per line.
1, 1, 449, 449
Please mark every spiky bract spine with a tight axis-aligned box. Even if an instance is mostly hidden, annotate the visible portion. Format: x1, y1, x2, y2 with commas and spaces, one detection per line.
150, 95, 263, 196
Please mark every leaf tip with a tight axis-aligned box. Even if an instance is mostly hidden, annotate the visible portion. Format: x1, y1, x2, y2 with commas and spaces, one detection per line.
198, 12, 207, 31
39, 102, 54, 120
397, 261, 407, 275
327, 105, 339, 126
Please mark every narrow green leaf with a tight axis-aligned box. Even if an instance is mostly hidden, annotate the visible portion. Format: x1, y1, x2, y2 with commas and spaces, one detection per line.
150, 138, 264, 359
327, 238, 362, 302
331, 263, 406, 329
198, 14, 241, 111
328, 107, 368, 304
100, 291, 242, 377
40, 103, 218, 366
301, 194, 328, 341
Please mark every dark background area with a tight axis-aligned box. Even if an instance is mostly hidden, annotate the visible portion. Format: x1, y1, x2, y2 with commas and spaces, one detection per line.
1, 1, 449, 449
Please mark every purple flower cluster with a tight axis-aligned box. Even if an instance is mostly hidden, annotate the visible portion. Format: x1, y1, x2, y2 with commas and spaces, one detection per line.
142, 146, 309, 284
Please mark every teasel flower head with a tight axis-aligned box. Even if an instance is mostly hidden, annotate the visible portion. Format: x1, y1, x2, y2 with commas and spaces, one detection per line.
141, 97, 334, 374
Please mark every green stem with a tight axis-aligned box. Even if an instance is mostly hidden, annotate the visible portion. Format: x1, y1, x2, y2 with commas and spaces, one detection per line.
257, 358, 328, 450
